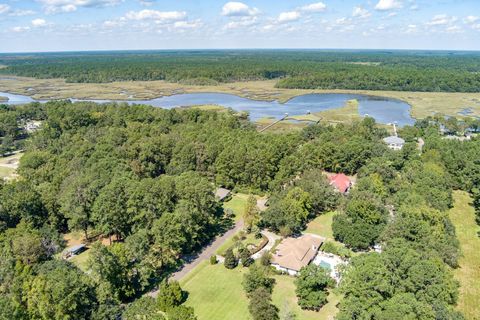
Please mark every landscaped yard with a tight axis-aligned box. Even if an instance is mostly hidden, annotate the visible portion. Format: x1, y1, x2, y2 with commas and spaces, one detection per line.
305, 211, 336, 239
449, 191, 480, 320
216, 231, 263, 256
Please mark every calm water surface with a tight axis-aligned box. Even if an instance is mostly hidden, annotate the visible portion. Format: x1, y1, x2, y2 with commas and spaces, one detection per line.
0, 91, 415, 126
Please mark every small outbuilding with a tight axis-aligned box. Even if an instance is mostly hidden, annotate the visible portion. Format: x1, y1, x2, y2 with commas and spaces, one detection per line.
63, 244, 86, 259
215, 187, 231, 202
383, 136, 405, 150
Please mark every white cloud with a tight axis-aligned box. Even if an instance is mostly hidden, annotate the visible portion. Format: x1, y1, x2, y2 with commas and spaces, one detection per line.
31, 18, 48, 27
9, 9, 37, 17
426, 14, 457, 26
221, 2, 258, 17
301, 2, 326, 13
464, 16, 479, 24
405, 24, 417, 33
0, 4, 10, 14
278, 11, 301, 23
375, 0, 403, 11
103, 19, 124, 28
173, 20, 202, 29
352, 6, 370, 19
12, 26, 30, 32
38, 0, 122, 14
125, 10, 187, 22
446, 25, 462, 33
224, 16, 257, 29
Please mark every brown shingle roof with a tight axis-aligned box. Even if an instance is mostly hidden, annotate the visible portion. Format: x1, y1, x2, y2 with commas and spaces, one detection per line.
272, 234, 324, 272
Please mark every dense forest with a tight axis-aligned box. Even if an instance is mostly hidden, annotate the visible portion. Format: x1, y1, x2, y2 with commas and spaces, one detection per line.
2, 50, 480, 92
0, 100, 479, 319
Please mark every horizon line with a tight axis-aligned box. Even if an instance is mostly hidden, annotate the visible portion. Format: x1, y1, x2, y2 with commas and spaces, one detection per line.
2, 47, 480, 55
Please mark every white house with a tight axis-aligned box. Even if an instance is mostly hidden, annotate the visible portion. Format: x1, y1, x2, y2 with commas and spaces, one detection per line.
383, 136, 405, 150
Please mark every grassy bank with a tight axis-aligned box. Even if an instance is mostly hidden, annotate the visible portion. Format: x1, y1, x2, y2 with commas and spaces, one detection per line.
1, 77, 479, 120
449, 191, 480, 320
0, 96, 8, 102
290, 99, 362, 124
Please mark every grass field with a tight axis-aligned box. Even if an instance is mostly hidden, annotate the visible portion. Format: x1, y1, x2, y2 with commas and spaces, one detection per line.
449, 191, 480, 320
1, 77, 479, 120
217, 193, 264, 255
0, 152, 23, 180
181, 262, 251, 320
223, 193, 250, 221
181, 261, 340, 320
305, 211, 336, 240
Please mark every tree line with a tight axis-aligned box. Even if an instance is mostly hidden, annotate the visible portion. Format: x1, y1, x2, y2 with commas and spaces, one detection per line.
2, 50, 480, 92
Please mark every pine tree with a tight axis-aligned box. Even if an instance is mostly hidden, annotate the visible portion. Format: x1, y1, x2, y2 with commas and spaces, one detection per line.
224, 248, 237, 269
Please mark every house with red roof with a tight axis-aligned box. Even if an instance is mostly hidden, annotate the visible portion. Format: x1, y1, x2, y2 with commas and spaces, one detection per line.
328, 173, 352, 193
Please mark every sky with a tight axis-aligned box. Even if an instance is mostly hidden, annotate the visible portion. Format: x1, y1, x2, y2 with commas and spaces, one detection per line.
0, 0, 479, 52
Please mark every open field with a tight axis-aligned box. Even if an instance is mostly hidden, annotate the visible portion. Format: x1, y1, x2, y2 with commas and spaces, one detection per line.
0, 152, 23, 180
223, 193, 249, 221
305, 211, 336, 240
449, 191, 480, 320
1, 77, 480, 120
180, 261, 340, 320
181, 262, 250, 320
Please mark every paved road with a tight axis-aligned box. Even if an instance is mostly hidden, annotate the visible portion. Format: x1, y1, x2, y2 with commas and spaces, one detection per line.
148, 219, 244, 297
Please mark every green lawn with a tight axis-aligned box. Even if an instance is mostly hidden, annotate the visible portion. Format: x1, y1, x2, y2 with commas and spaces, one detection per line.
305, 211, 336, 240
180, 261, 340, 320
449, 191, 480, 320
223, 193, 250, 221
0, 166, 14, 179
272, 275, 341, 320
69, 248, 92, 273
181, 262, 251, 320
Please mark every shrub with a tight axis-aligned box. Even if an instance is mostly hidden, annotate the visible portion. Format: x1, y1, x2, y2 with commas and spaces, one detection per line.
224, 248, 238, 269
